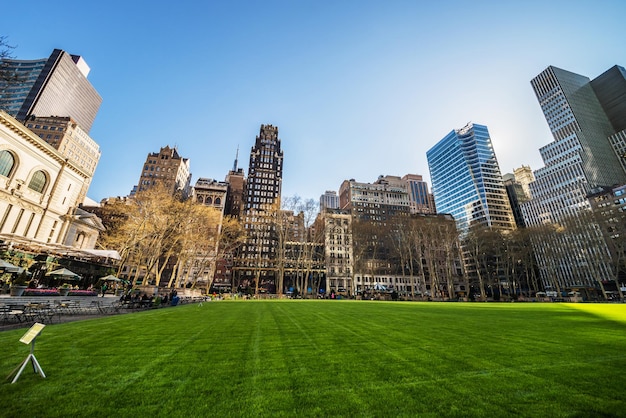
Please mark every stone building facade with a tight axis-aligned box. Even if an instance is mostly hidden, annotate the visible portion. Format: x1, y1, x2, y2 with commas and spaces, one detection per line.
0, 111, 102, 247
135, 146, 191, 198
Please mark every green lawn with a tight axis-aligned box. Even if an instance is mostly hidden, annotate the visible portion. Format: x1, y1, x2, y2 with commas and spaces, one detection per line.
1, 301, 625, 417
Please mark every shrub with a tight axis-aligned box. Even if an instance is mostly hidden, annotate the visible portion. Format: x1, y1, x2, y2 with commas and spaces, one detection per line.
68, 289, 98, 296
23, 288, 60, 296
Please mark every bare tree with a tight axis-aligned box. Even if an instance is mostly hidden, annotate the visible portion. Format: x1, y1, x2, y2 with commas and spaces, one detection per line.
0, 36, 26, 107
589, 199, 626, 300
462, 225, 490, 301
275, 195, 322, 297
1, 36, 17, 85
98, 184, 235, 291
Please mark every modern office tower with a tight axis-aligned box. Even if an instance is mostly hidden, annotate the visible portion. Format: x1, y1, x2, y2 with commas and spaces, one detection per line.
0, 49, 102, 133
135, 146, 191, 198
427, 122, 515, 234
224, 149, 246, 219
23, 116, 101, 177
402, 174, 436, 214
593, 66, 626, 174
591, 66, 626, 136
521, 65, 626, 292
0, 57, 46, 116
339, 175, 411, 222
522, 65, 626, 227
611, 131, 626, 173
319, 190, 339, 212
236, 124, 284, 293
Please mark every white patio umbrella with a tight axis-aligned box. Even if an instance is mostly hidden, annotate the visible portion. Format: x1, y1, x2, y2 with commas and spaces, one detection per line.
99, 274, 122, 282
0, 259, 21, 272
46, 267, 81, 280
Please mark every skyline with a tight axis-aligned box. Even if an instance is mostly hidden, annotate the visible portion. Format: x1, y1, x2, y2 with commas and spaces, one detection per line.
3, 0, 625, 203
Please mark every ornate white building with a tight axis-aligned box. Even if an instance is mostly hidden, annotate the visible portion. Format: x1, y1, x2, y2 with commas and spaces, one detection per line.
0, 111, 102, 248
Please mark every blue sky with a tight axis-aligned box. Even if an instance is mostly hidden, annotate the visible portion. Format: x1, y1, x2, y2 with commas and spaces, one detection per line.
4, 0, 625, 203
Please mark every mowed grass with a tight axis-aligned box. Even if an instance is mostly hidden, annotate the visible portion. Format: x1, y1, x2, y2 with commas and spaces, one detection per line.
1, 301, 625, 417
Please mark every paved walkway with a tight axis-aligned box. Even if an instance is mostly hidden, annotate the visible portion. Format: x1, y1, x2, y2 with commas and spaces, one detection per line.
0, 293, 205, 331
0, 294, 128, 332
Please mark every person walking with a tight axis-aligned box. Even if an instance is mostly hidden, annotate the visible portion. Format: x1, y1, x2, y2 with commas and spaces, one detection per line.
100, 282, 108, 297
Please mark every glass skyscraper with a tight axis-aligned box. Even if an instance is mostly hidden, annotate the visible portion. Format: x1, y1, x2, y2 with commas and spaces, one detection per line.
0, 49, 101, 133
520, 65, 626, 291
427, 122, 515, 234
0, 58, 47, 116
522, 65, 626, 226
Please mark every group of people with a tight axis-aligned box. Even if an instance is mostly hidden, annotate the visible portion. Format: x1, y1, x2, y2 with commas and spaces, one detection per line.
118, 289, 180, 308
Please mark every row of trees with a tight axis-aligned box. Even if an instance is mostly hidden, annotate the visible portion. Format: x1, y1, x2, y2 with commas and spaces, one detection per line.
233, 196, 322, 296
350, 202, 625, 301
98, 185, 245, 289
462, 201, 626, 300
351, 214, 463, 299
462, 225, 539, 300
96, 184, 625, 300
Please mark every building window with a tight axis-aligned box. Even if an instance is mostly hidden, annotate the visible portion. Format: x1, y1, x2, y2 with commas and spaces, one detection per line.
28, 170, 48, 193
11, 208, 24, 234
0, 151, 15, 177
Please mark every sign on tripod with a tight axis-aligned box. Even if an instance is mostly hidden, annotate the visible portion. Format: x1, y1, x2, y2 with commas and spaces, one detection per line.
7, 322, 46, 384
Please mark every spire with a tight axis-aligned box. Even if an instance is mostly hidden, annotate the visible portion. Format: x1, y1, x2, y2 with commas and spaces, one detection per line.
232, 146, 239, 172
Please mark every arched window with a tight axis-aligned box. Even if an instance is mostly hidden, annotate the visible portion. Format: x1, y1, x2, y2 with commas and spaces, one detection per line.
0, 150, 15, 177
75, 232, 86, 248
215, 197, 221, 205
28, 170, 47, 193
206, 197, 213, 205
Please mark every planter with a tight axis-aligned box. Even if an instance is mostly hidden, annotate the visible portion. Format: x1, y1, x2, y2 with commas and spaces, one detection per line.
58, 288, 71, 296
10, 285, 27, 297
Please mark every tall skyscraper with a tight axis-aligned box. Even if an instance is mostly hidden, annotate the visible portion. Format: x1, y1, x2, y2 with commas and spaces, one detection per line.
522, 65, 626, 226
0, 49, 102, 133
427, 122, 515, 234
520, 65, 626, 291
236, 124, 284, 293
